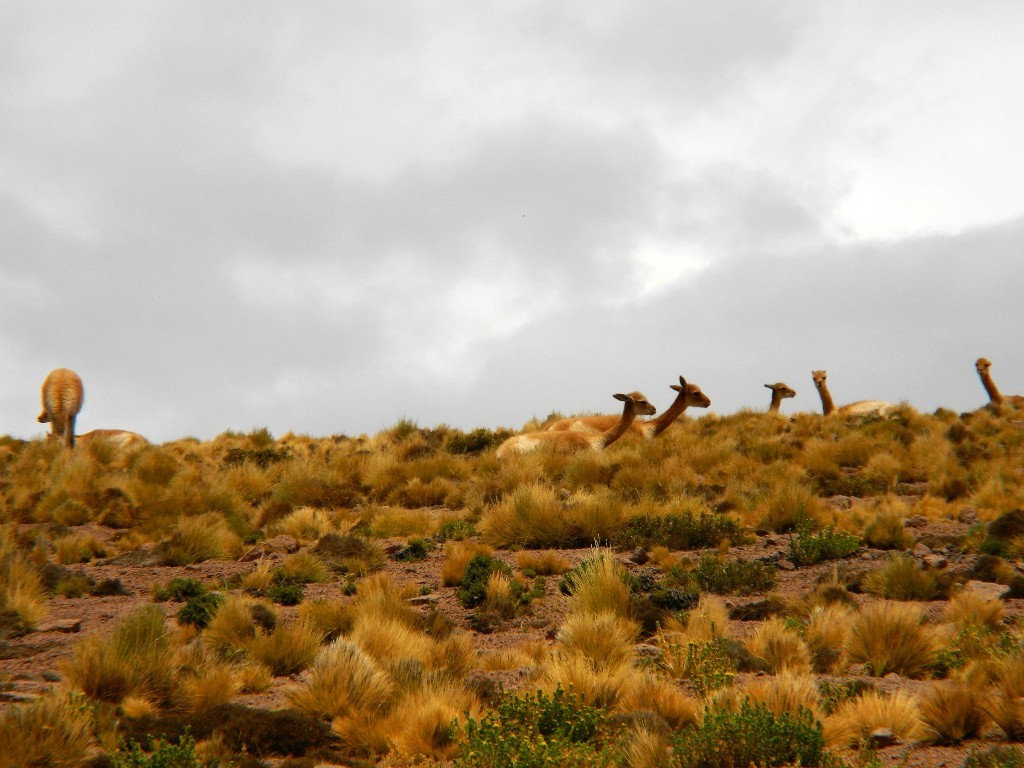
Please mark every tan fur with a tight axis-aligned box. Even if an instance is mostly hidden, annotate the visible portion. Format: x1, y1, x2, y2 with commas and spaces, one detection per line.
811, 370, 895, 417
496, 392, 656, 458
976, 358, 1024, 408
37, 368, 84, 448
77, 429, 148, 450
765, 382, 796, 413
545, 376, 709, 439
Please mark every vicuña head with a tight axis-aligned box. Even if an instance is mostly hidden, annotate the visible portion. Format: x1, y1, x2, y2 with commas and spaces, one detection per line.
811, 369, 895, 418
545, 375, 710, 439
764, 382, 796, 413
976, 357, 1024, 408
496, 391, 656, 458
38, 368, 84, 448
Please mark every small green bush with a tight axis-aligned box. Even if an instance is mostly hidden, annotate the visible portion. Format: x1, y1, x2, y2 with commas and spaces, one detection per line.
614, 510, 741, 551
153, 578, 207, 603
110, 728, 221, 768
175, 593, 225, 629
457, 554, 513, 608
439, 519, 476, 540
682, 556, 777, 595
265, 583, 304, 606
393, 537, 432, 561
456, 687, 616, 768
445, 428, 508, 455
964, 746, 1024, 768
669, 700, 827, 768
788, 520, 860, 566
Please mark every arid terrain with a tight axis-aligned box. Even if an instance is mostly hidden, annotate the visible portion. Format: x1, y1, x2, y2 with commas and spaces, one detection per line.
3, 402, 1024, 768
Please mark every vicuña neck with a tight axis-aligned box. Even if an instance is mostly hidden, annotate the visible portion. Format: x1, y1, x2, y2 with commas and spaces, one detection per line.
980, 371, 1004, 405
598, 399, 639, 448
649, 391, 690, 436
816, 383, 835, 416
769, 392, 784, 412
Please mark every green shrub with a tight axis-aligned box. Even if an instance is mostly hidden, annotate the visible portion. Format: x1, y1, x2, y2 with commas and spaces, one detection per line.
682, 640, 736, 698
438, 519, 476, 541
456, 687, 616, 768
788, 520, 860, 566
110, 728, 221, 768
863, 554, 941, 601
614, 510, 741, 551
175, 593, 225, 629
669, 700, 827, 768
394, 537, 432, 561
153, 578, 207, 603
265, 583, 304, 606
964, 746, 1024, 768
685, 556, 777, 595
445, 428, 508, 455
456, 554, 513, 608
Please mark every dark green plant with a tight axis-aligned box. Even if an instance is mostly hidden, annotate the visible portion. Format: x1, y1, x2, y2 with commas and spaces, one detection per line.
456, 687, 616, 768
153, 578, 207, 603
684, 640, 736, 698
669, 700, 828, 768
818, 679, 875, 715
265, 583, 304, 605
964, 746, 1024, 768
394, 538, 431, 561
788, 520, 860, 566
457, 554, 513, 608
176, 592, 225, 628
110, 729, 222, 768
614, 511, 742, 551
684, 556, 777, 595
445, 428, 508, 455
439, 518, 477, 541
55, 572, 93, 598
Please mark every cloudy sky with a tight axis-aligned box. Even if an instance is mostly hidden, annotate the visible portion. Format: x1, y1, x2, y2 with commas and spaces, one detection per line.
3, 2, 1023, 443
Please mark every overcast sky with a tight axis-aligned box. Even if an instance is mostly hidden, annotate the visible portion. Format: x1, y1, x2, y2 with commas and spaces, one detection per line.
3, 2, 1023, 443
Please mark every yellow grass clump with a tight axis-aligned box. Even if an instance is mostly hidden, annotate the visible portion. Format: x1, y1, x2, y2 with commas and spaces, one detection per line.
745, 617, 812, 674
0, 690, 95, 768
441, 540, 494, 586
825, 689, 923, 747
918, 681, 987, 745
564, 549, 633, 618
845, 601, 941, 678
516, 549, 572, 575
558, 610, 640, 667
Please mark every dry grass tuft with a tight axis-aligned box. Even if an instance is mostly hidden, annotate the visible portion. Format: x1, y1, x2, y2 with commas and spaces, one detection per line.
745, 618, 812, 674
825, 689, 922, 747
844, 601, 941, 678
62, 604, 177, 704
805, 604, 852, 673
270, 505, 338, 540
984, 654, 1024, 739
441, 541, 494, 586
684, 594, 731, 643
178, 660, 240, 712
382, 681, 481, 760
298, 599, 355, 642
287, 638, 394, 719
516, 549, 572, 575
204, 595, 262, 658
478, 483, 566, 547
0, 690, 95, 768
158, 512, 243, 565
918, 682, 987, 745
564, 549, 633, 618
248, 620, 323, 676
945, 587, 1005, 631
558, 610, 640, 667
0, 528, 48, 628
744, 671, 822, 721
540, 652, 638, 709
619, 673, 701, 731
350, 614, 434, 668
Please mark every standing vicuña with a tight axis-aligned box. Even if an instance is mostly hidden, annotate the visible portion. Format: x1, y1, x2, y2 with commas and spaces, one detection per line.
38, 368, 84, 448
495, 392, 656, 458
545, 376, 710, 439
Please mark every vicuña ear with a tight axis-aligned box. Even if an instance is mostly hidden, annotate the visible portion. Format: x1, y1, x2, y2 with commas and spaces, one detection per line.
613, 393, 629, 402
765, 384, 773, 389
670, 385, 682, 392
678, 376, 687, 388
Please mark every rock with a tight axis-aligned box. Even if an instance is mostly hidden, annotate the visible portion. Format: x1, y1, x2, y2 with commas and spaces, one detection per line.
41, 671, 62, 682
38, 619, 82, 634
777, 559, 796, 571
963, 580, 1011, 601
634, 644, 663, 663
904, 515, 929, 529
868, 728, 899, 748
912, 543, 933, 557
240, 534, 300, 562
924, 554, 948, 569
827, 496, 853, 511
959, 507, 979, 525
409, 595, 438, 607
861, 551, 878, 560
629, 548, 650, 565
883, 672, 902, 683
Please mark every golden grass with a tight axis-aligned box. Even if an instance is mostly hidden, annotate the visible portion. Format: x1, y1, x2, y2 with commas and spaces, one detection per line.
684, 595, 731, 643
350, 614, 434, 667
516, 549, 572, 575
239, 560, 275, 593
441, 540, 494, 586
844, 601, 941, 678
0, 690, 95, 768
744, 671, 822, 721
351, 572, 420, 627
805, 604, 852, 673
382, 681, 481, 760
204, 595, 261, 658
53, 532, 107, 564
269, 505, 337, 540
159, 512, 243, 564
558, 611, 640, 667
287, 638, 395, 720
248, 620, 323, 676
540, 652, 637, 709
945, 587, 1005, 631
918, 682, 987, 745
618, 673, 701, 730
178, 661, 240, 712
279, 551, 331, 583
745, 618, 812, 674
564, 549, 633, 618
478, 483, 566, 547
0, 538, 48, 628
298, 598, 355, 641
825, 689, 923, 747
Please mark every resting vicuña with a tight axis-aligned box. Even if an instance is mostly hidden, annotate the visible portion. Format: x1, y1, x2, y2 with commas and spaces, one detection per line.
38, 368, 84, 448
496, 391, 656, 458
77, 429, 149, 450
811, 370, 895, 417
545, 376, 709, 439
975, 357, 1024, 408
